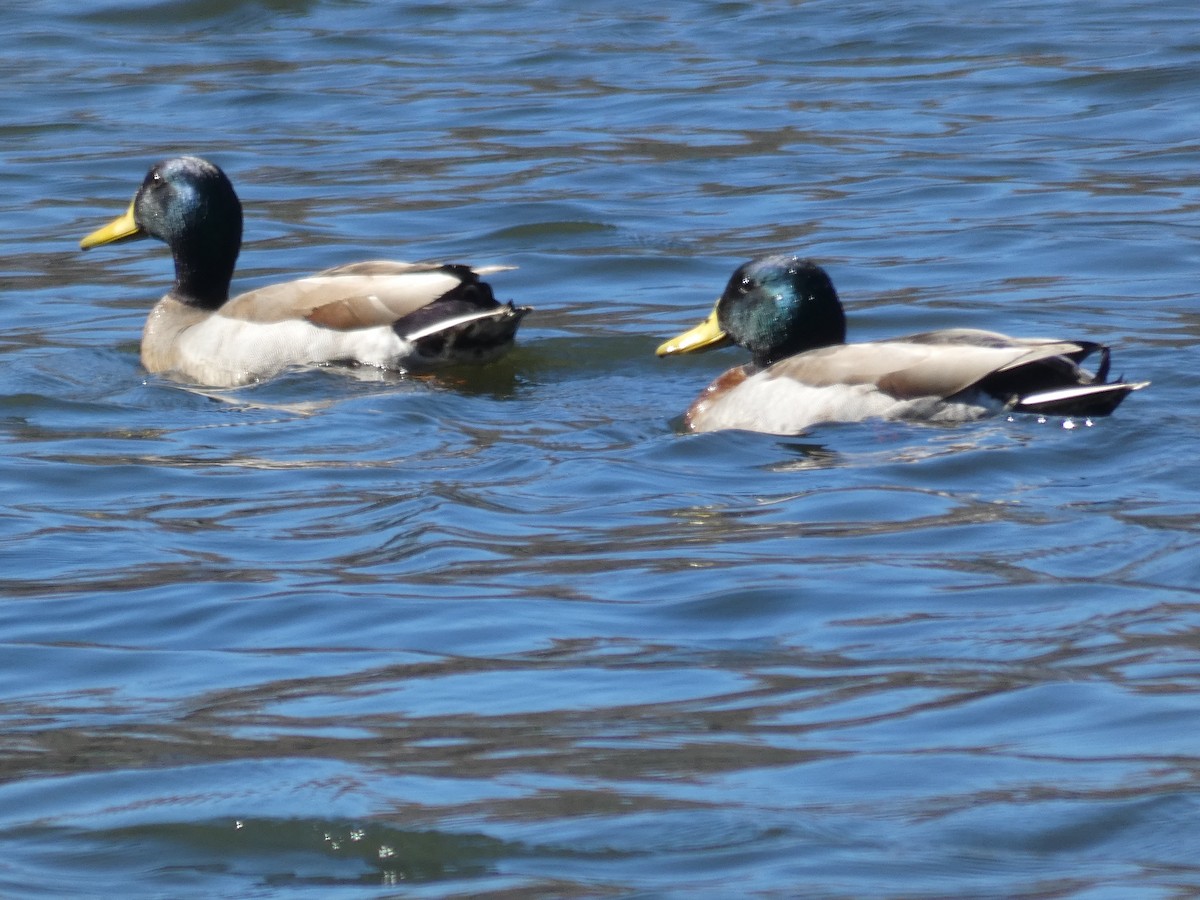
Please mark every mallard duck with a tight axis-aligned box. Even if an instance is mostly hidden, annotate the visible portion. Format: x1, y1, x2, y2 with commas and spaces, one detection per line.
657, 254, 1147, 435
80, 156, 530, 387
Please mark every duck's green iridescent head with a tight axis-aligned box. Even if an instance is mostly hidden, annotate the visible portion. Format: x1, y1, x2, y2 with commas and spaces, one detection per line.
81, 156, 243, 309
658, 255, 846, 368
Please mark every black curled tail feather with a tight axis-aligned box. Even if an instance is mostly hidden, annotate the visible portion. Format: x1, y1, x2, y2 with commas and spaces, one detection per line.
1093, 345, 1111, 383
979, 340, 1144, 417
405, 304, 532, 367
391, 275, 502, 337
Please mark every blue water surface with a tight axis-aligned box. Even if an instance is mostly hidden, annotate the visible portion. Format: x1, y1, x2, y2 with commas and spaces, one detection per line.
2, 0, 1198, 896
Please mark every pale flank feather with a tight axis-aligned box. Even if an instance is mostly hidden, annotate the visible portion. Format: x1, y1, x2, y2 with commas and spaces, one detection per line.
687, 372, 1005, 435
142, 298, 412, 387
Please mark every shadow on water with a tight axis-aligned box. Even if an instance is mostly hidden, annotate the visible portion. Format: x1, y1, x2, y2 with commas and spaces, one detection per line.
22, 820, 519, 890
77, 0, 326, 28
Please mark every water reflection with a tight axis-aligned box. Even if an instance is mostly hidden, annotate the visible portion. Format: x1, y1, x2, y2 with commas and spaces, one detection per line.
2, 0, 1199, 896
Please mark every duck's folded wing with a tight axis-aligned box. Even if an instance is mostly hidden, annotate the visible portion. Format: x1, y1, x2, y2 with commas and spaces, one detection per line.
219, 264, 502, 329
767, 340, 1089, 400
312, 260, 515, 278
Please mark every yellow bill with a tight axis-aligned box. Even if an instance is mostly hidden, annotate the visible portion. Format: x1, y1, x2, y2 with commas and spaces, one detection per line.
656, 306, 732, 356
80, 201, 144, 250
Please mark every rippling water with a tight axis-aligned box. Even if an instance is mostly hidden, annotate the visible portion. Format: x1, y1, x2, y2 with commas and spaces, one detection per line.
2, 0, 1198, 896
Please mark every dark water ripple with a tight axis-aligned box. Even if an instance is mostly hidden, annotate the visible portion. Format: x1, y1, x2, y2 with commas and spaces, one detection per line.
2, 0, 1200, 896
